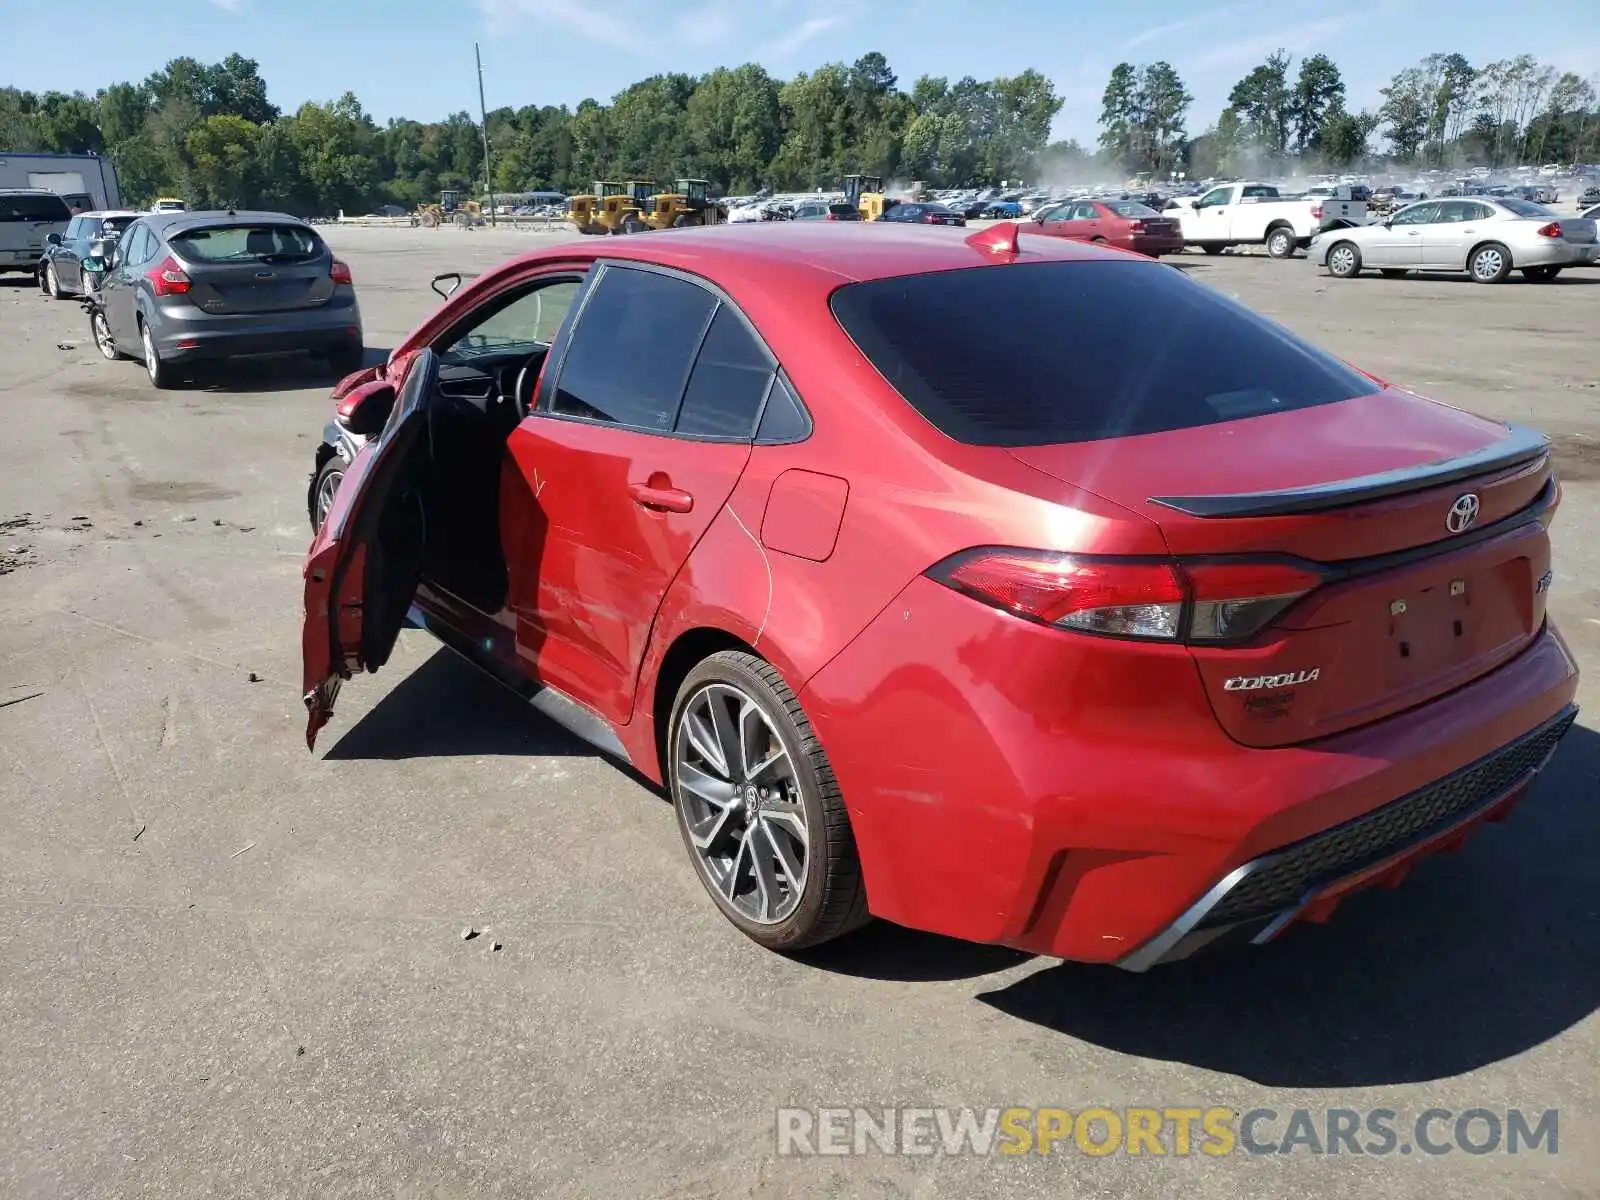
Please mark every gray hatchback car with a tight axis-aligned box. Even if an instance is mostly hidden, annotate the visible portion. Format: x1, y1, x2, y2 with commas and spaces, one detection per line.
89, 210, 363, 388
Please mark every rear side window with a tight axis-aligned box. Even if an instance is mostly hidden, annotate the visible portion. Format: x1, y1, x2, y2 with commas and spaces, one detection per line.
171, 223, 321, 263
676, 306, 774, 438
552, 266, 716, 430
829, 261, 1373, 447
0, 193, 71, 222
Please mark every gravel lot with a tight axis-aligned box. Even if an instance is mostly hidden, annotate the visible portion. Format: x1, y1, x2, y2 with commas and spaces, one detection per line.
2, 225, 1597, 1199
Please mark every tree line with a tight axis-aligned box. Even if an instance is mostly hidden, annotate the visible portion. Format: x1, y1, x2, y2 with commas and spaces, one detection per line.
1102, 49, 1599, 180
1, 48, 1595, 216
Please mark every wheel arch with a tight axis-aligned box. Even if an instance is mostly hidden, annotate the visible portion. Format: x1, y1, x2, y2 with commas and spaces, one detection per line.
650, 626, 761, 784
1467, 238, 1512, 271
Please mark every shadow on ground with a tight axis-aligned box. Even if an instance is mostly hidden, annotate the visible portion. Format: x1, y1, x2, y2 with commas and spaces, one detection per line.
974, 722, 1600, 1087
192, 346, 392, 393
323, 646, 593, 761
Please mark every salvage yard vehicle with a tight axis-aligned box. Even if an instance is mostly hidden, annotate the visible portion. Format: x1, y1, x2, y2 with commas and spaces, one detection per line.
0, 188, 71, 276
1167, 181, 1368, 258
302, 220, 1578, 967
82, 209, 363, 388
1310, 197, 1599, 283
842, 174, 888, 221
568, 182, 647, 235
1031, 198, 1181, 255
639, 179, 728, 229
37, 209, 138, 298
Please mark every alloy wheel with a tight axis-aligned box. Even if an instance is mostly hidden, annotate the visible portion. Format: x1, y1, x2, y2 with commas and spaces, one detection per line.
92, 313, 116, 359
1472, 247, 1504, 280
314, 466, 343, 529
143, 326, 159, 383
1329, 245, 1357, 275
674, 682, 809, 925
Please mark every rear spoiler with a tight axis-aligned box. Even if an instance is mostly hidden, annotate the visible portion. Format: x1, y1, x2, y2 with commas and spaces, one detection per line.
1148, 423, 1550, 519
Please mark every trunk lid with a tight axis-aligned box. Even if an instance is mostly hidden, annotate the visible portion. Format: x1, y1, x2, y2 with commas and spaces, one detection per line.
1552, 216, 1596, 244
1010, 391, 1556, 748
170, 222, 336, 315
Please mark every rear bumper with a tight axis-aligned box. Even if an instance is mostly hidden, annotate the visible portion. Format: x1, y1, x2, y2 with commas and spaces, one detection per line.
799, 575, 1582, 966
151, 299, 363, 361
1126, 235, 1185, 255
1518, 242, 1600, 268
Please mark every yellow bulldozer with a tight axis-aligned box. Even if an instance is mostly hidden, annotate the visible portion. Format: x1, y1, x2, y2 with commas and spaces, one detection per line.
416, 190, 482, 228
843, 174, 888, 221
568, 182, 648, 235
637, 179, 728, 229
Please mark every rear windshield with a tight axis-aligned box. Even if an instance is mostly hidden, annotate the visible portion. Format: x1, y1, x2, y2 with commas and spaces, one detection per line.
100, 215, 137, 236
170, 223, 321, 264
1497, 197, 1554, 219
829, 260, 1373, 447
1106, 201, 1160, 218
0, 193, 71, 222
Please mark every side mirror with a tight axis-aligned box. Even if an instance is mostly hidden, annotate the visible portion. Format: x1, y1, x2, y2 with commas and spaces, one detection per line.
344, 383, 397, 437
431, 271, 463, 299
45, 232, 63, 247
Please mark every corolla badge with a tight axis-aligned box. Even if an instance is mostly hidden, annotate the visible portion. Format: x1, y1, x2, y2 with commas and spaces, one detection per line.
1223, 668, 1320, 692
1446, 492, 1481, 534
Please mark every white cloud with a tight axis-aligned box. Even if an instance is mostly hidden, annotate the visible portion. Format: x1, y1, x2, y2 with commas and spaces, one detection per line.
760, 16, 841, 60
1122, 5, 1239, 51
1189, 15, 1357, 73
205, 0, 244, 10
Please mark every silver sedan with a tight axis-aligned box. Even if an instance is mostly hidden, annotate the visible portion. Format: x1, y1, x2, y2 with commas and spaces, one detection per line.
1308, 196, 1598, 283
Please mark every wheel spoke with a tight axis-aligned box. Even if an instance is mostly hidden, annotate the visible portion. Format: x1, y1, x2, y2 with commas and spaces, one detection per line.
760, 798, 808, 852
737, 696, 773, 781
707, 691, 743, 780
747, 824, 782, 921
719, 831, 752, 902
684, 708, 727, 777
759, 815, 805, 889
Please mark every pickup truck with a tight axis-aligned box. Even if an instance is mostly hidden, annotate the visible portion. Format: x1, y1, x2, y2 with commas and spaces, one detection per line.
1163, 182, 1368, 258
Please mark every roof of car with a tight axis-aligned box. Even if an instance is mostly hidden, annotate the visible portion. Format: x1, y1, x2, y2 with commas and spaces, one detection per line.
550, 220, 1128, 287
0, 187, 63, 196
79, 210, 140, 220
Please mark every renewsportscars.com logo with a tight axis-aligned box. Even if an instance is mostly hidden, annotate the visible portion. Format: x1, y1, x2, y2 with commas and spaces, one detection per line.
775, 1106, 1560, 1158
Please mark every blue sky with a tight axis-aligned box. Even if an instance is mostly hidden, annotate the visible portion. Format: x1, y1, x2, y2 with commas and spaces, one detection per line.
8, 0, 1599, 147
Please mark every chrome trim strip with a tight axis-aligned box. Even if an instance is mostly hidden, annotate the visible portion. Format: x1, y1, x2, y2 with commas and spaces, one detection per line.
1148, 423, 1550, 519
1115, 704, 1577, 971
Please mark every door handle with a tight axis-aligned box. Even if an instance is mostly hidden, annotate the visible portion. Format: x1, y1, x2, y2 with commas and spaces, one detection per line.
1407, 231, 1421, 236
628, 481, 694, 513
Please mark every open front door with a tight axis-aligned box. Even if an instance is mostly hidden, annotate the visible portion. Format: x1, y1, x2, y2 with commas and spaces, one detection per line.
302, 349, 441, 750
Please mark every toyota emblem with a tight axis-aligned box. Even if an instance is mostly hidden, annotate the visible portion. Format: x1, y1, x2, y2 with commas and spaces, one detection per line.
1446, 493, 1480, 534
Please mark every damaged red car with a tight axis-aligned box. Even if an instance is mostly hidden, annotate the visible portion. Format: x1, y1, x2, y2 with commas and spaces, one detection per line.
303, 221, 1579, 968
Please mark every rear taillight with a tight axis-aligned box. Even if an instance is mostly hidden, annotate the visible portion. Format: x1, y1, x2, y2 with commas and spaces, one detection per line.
825, 214, 837, 221
330, 259, 353, 284
146, 256, 190, 296
926, 550, 1322, 643
1536, 222, 1563, 238
1310, 203, 1324, 220
1126, 219, 1145, 232
924, 213, 940, 223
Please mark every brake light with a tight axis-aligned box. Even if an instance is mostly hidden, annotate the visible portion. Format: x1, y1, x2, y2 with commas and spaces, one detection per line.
146, 256, 190, 296
330, 259, 353, 284
1536, 222, 1563, 238
1126, 219, 1145, 232
825, 214, 837, 221
1310, 204, 1324, 220
926, 550, 1323, 643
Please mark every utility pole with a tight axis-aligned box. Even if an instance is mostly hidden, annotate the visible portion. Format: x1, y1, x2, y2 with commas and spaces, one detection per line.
475, 42, 497, 227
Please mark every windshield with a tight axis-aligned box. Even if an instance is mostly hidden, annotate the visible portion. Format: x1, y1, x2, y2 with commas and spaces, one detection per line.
170, 223, 322, 264
1498, 197, 1556, 219
0, 193, 71, 222
829, 260, 1371, 447
1106, 201, 1160, 218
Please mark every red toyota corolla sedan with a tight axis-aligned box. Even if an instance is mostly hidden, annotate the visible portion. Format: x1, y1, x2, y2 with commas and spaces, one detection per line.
303, 221, 1578, 969
1032, 199, 1185, 256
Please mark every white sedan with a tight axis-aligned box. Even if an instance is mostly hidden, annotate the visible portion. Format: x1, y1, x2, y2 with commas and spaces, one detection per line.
1309, 196, 1598, 283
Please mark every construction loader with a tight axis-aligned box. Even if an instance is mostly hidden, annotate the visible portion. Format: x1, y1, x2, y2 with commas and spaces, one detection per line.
568, 182, 646, 235
842, 175, 887, 221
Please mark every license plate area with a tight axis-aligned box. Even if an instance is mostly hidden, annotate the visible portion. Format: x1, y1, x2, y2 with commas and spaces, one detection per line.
1381, 555, 1534, 691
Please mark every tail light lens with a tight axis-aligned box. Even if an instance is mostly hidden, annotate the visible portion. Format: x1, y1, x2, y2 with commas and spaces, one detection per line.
1126, 219, 1145, 232
1536, 222, 1563, 238
1310, 203, 1324, 220
330, 259, 353, 284
146, 256, 190, 296
926, 549, 1323, 644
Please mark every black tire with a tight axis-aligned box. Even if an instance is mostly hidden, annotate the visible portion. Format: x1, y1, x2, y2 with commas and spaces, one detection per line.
1469, 241, 1512, 283
139, 320, 174, 389
1265, 225, 1297, 259
1326, 240, 1362, 278
309, 453, 345, 533
1200, 243, 1225, 255
326, 341, 365, 377
1380, 269, 1409, 278
1521, 265, 1561, 283
668, 650, 869, 952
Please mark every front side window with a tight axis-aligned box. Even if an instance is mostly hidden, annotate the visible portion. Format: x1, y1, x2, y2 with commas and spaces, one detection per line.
1390, 203, 1440, 226
551, 266, 717, 430
442, 278, 581, 364
1197, 188, 1230, 208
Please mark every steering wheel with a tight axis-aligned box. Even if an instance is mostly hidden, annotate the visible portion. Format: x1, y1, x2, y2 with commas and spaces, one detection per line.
512, 349, 548, 420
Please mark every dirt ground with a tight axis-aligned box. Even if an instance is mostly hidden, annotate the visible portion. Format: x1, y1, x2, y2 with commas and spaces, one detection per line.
1, 225, 1597, 1199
